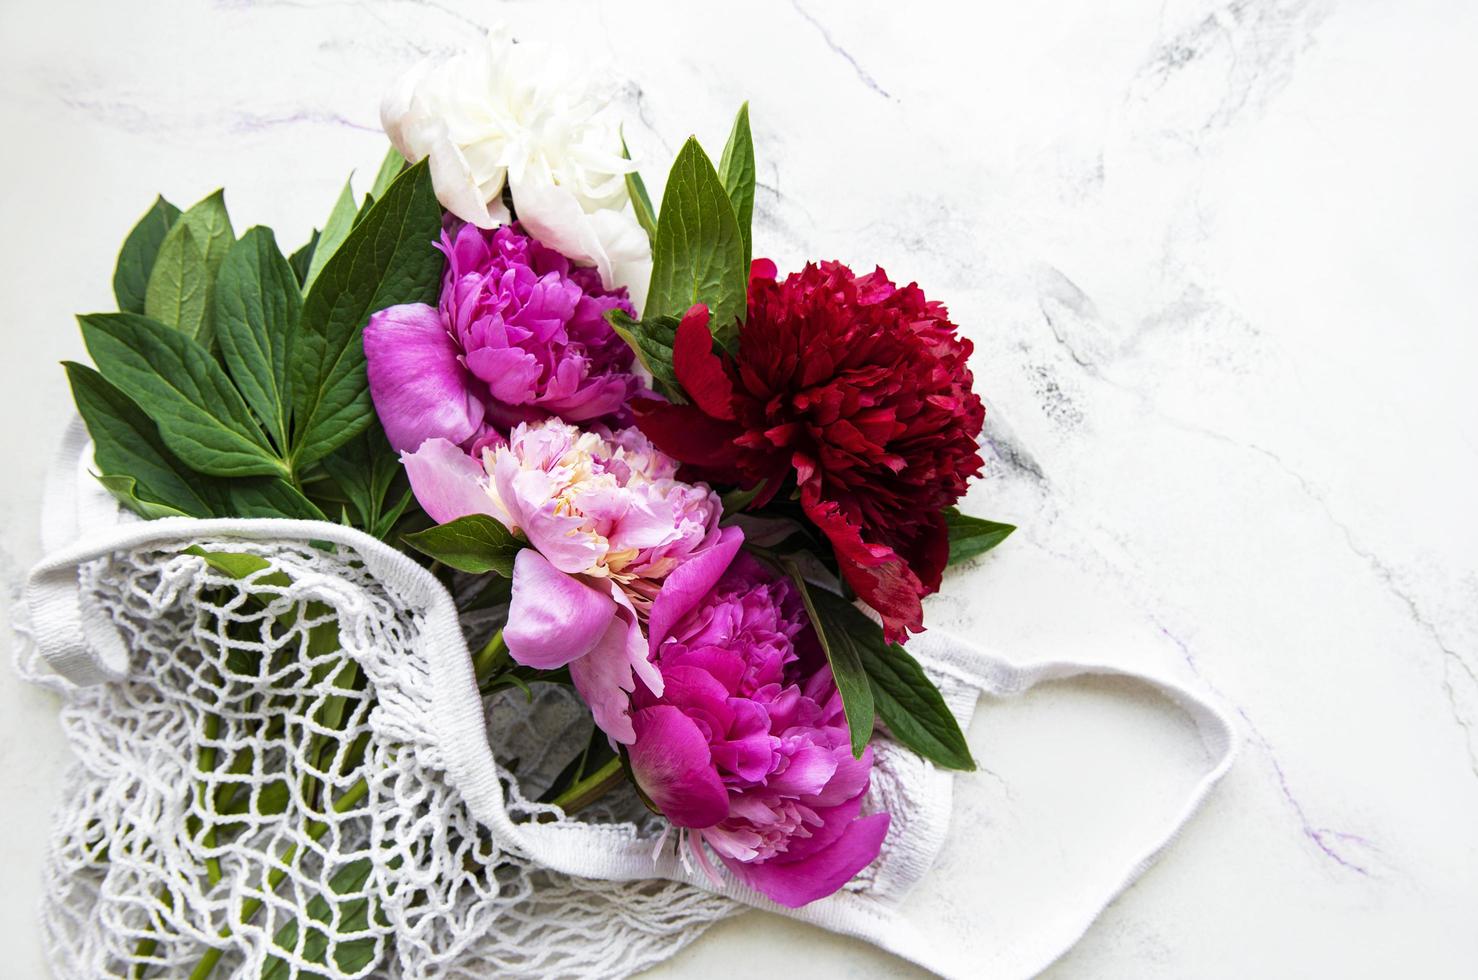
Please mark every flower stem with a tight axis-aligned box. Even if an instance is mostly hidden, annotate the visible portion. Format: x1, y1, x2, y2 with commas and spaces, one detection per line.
471, 628, 508, 683
195, 711, 222, 886
547, 757, 624, 815
185, 778, 370, 980
183, 656, 620, 978
131, 888, 172, 978
184, 629, 536, 978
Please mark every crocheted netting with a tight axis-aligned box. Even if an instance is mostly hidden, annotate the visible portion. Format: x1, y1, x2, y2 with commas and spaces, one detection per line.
15, 536, 746, 979
14, 532, 960, 978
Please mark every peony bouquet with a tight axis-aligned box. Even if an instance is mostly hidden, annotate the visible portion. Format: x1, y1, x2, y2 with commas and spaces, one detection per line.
58, 27, 1014, 976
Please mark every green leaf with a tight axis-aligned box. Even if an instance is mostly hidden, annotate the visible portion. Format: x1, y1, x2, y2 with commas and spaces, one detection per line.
367, 145, 406, 202
463, 573, 513, 612
113, 196, 180, 314
255, 778, 292, 816
261, 856, 384, 980
720, 480, 767, 515
605, 309, 685, 401
620, 130, 658, 241
540, 724, 618, 804
68, 362, 319, 523
302, 176, 359, 293
300, 611, 355, 784
94, 474, 191, 519
80, 312, 287, 478
859, 639, 975, 770
227, 477, 328, 521
402, 514, 522, 576
944, 506, 1016, 565
289, 230, 320, 285
351, 193, 375, 229
64, 361, 222, 518
143, 190, 234, 345
375, 487, 416, 538
185, 548, 294, 614
716, 102, 755, 270
215, 227, 300, 450
291, 159, 444, 470
314, 651, 358, 736
645, 137, 747, 348
786, 565, 875, 757
318, 424, 402, 533
184, 546, 271, 580
799, 577, 974, 769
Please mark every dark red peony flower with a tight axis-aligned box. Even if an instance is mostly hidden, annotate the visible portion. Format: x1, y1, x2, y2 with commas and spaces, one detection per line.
636, 259, 985, 641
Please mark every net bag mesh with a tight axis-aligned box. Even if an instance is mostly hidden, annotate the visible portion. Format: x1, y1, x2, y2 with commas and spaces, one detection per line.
14, 530, 963, 978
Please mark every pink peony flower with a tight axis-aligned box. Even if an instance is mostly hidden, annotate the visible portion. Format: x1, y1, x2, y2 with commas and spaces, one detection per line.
627, 554, 890, 908
365, 222, 644, 455
401, 419, 741, 742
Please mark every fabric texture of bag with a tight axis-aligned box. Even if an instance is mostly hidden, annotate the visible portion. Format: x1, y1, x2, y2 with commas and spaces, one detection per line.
14, 421, 1240, 979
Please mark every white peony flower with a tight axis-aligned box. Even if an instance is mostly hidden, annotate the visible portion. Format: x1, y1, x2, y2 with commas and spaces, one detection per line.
381, 28, 651, 311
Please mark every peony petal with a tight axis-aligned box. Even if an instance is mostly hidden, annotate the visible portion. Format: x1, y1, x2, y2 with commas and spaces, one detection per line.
719, 812, 890, 908
504, 550, 615, 670
710, 698, 776, 783
612, 585, 663, 699
568, 626, 633, 742
491, 446, 605, 574
664, 647, 746, 693
428, 133, 506, 229
647, 526, 744, 655
365, 303, 486, 453
655, 664, 733, 726
464, 346, 546, 404
805, 745, 874, 808
766, 743, 840, 798
567, 589, 652, 744
444, 220, 494, 277
672, 305, 737, 420
542, 375, 635, 423
401, 438, 499, 524
633, 399, 748, 481
766, 795, 864, 866
603, 490, 681, 557
800, 479, 925, 643
509, 164, 615, 286
518, 500, 606, 574
629, 706, 731, 828
902, 507, 951, 596
380, 57, 433, 158
587, 206, 651, 315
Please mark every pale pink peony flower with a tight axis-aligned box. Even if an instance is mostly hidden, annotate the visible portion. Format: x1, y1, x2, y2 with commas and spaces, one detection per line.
401, 419, 741, 742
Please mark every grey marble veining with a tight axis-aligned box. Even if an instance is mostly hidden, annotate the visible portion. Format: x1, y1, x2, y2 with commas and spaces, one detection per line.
1, 1, 1473, 976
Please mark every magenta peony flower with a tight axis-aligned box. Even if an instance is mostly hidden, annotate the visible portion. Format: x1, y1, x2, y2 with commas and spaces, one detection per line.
400, 419, 742, 743
365, 222, 644, 454
627, 554, 890, 908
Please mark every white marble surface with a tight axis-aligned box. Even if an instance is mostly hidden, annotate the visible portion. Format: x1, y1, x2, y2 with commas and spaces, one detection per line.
2, 0, 1476, 976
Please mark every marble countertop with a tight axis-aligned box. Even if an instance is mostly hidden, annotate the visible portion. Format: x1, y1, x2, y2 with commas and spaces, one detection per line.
1, 1, 1474, 976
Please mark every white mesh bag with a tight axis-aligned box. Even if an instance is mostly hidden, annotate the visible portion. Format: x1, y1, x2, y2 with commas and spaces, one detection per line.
15, 422, 1239, 979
